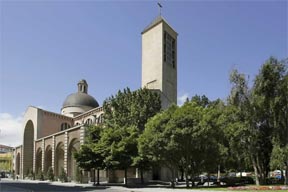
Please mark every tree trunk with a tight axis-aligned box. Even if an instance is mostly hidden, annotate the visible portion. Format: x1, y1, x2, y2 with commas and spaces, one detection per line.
140, 169, 144, 184
124, 168, 127, 186
285, 161, 288, 185
217, 165, 220, 183
93, 169, 96, 186
170, 168, 175, 188
207, 173, 210, 187
185, 169, 189, 188
97, 169, 100, 185
252, 156, 260, 186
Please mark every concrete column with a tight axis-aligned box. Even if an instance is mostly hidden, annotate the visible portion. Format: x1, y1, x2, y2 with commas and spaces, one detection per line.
33, 141, 36, 173
80, 126, 85, 145
64, 132, 68, 172
52, 136, 55, 171
41, 139, 45, 171
20, 146, 23, 179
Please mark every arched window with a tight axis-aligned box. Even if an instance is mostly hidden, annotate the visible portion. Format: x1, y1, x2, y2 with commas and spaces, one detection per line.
85, 118, 93, 125
99, 114, 104, 124
61, 123, 70, 131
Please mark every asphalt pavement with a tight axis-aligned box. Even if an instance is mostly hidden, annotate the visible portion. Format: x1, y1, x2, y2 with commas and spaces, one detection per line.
0, 178, 227, 192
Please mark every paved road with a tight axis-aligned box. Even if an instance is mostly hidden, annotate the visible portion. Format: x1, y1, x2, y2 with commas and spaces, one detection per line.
0, 179, 227, 192
0, 180, 115, 192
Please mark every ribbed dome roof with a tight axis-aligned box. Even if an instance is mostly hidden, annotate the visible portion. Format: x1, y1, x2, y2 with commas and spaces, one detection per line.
62, 92, 99, 108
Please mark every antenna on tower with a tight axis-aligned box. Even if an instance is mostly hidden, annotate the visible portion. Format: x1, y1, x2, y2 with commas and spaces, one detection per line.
157, 2, 162, 16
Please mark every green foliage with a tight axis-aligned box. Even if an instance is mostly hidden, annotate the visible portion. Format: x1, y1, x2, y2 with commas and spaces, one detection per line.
103, 87, 161, 131
74, 87, 161, 185
270, 141, 288, 170
46, 166, 54, 181
223, 57, 288, 185
28, 169, 35, 180
36, 168, 44, 181
102, 88, 161, 185
139, 99, 224, 187
75, 167, 82, 183
74, 125, 105, 171
59, 167, 68, 182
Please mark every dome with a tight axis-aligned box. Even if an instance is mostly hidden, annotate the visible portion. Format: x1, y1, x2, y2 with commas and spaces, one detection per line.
62, 92, 99, 108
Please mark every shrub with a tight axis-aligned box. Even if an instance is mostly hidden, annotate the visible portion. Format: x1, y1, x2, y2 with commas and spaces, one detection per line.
75, 167, 82, 183
46, 167, 54, 181
59, 167, 68, 182
28, 169, 35, 180
36, 168, 44, 181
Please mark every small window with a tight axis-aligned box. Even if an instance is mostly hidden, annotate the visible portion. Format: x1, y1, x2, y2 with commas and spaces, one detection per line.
85, 118, 93, 125
60, 123, 70, 131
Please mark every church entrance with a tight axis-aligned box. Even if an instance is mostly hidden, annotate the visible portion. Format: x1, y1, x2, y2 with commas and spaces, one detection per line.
23, 120, 34, 178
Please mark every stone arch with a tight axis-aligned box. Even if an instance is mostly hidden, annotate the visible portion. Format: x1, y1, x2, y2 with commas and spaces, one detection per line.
98, 114, 104, 124
44, 145, 52, 173
35, 147, 42, 174
67, 138, 80, 181
23, 120, 34, 177
55, 142, 64, 177
85, 118, 93, 125
16, 153, 21, 175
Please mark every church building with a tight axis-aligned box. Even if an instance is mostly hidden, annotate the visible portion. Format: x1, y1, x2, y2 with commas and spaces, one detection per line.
13, 14, 178, 182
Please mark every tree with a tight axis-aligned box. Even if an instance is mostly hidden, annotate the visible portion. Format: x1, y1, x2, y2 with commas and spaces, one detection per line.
103, 88, 161, 131
139, 98, 223, 188
74, 125, 104, 185
138, 105, 178, 187
266, 58, 288, 185
252, 57, 287, 184
270, 140, 288, 184
98, 87, 161, 185
224, 57, 288, 185
101, 125, 139, 185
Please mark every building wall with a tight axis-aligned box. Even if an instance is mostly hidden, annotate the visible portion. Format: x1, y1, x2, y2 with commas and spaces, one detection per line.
142, 20, 177, 109
39, 110, 74, 138
142, 22, 163, 91
61, 106, 95, 118
162, 22, 178, 107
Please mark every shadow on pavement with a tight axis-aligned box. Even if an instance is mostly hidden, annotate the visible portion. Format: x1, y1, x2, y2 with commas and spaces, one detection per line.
0, 181, 109, 191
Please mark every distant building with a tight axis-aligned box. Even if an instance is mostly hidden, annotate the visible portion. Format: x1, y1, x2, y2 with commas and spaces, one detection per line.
0, 144, 13, 176
0, 144, 13, 154
13, 14, 178, 182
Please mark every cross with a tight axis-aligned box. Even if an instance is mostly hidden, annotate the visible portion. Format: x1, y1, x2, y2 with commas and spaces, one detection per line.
158, 2, 162, 16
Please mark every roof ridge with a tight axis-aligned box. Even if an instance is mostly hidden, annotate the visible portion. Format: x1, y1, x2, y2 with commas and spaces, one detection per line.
141, 15, 177, 35
141, 15, 165, 34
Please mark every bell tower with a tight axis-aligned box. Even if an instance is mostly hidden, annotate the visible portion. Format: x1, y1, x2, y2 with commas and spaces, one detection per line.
78, 79, 88, 94
141, 15, 178, 109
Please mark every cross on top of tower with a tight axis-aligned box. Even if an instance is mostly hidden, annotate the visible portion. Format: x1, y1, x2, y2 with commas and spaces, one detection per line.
157, 2, 162, 16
